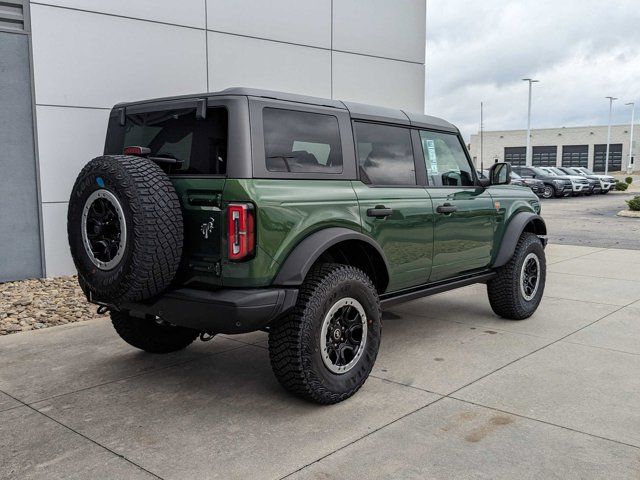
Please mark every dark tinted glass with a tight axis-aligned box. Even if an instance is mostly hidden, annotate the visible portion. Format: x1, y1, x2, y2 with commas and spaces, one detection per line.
263, 108, 342, 173
111, 107, 228, 175
355, 122, 415, 185
420, 130, 474, 186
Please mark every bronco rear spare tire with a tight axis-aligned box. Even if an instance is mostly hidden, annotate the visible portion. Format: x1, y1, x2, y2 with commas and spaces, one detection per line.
67, 155, 183, 304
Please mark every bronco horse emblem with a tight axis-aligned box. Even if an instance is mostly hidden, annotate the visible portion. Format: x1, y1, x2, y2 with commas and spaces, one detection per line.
200, 217, 215, 239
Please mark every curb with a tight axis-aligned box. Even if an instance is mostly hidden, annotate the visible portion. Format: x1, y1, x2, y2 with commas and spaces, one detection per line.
617, 210, 640, 218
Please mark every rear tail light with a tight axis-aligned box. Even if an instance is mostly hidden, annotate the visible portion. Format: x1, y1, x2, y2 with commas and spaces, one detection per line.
227, 203, 255, 261
123, 146, 151, 156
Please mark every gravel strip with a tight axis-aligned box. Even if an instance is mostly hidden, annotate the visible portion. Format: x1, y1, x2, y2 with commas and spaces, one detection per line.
0, 276, 106, 335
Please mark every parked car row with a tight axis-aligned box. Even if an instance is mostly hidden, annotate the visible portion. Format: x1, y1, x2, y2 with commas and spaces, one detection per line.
506, 166, 615, 199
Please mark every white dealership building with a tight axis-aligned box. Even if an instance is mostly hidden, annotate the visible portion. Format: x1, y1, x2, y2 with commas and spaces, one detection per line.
0, 0, 427, 281
469, 125, 638, 173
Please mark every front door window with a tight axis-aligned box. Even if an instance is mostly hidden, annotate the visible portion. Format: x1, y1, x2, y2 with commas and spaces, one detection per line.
419, 131, 475, 187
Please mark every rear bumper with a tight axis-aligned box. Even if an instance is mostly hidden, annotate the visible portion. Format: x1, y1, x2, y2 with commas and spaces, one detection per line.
119, 287, 298, 334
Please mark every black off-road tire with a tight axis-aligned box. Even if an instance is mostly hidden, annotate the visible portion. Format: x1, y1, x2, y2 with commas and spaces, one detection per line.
67, 155, 183, 304
268, 264, 381, 404
111, 310, 198, 354
487, 232, 546, 320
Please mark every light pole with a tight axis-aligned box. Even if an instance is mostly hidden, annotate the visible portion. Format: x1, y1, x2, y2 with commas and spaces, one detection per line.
604, 96, 618, 175
523, 79, 539, 166
480, 101, 484, 172
625, 102, 635, 174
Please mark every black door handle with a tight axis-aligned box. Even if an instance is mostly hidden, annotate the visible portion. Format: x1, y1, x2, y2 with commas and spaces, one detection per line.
367, 206, 393, 218
436, 203, 458, 214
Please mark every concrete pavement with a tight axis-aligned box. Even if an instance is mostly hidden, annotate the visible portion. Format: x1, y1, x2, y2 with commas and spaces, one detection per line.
1, 244, 640, 479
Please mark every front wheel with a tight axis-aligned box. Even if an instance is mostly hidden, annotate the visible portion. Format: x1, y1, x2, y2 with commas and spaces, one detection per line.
268, 264, 381, 404
541, 184, 554, 199
487, 232, 546, 320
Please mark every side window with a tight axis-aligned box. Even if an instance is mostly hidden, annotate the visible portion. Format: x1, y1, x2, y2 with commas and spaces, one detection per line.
263, 108, 342, 174
354, 122, 416, 186
419, 130, 475, 187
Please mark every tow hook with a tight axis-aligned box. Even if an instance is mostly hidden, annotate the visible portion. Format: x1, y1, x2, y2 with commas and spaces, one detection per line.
96, 305, 109, 315
199, 332, 215, 342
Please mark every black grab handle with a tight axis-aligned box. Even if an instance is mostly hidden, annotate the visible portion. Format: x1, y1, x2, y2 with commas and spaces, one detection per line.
367, 206, 393, 218
436, 203, 458, 214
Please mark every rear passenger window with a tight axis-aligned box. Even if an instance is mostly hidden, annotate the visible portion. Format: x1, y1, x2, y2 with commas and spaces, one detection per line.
354, 122, 416, 186
263, 108, 342, 173
419, 130, 474, 187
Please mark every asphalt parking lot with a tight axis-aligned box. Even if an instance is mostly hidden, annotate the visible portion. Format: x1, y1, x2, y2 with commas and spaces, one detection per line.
1, 241, 640, 479
542, 190, 640, 249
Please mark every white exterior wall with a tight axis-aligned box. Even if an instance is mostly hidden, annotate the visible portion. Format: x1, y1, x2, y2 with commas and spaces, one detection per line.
469, 125, 639, 171
30, 0, 427, 277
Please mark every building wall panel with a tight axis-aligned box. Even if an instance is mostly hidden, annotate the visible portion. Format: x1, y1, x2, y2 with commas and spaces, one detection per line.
31, 4, 207, 108
207, 0, 331, 48
333, 0, 425, 63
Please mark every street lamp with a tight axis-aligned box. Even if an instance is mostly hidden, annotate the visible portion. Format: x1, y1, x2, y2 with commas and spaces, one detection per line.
523, 79, 539, 166
604, 96, 618, 175
625, 102, 635, 174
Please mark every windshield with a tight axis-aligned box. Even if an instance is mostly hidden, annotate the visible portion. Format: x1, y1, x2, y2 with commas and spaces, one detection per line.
579, 167, 595, 175
538, 167, 557, 176
564, 167, 580, 175
549, 167, 565, 176
530, 167, 548, 176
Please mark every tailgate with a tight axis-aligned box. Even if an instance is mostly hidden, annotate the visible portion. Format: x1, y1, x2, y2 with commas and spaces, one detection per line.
172, 177, 225, 285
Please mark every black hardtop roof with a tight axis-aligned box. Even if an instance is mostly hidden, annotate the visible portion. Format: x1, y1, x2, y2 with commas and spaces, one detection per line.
114, 87, 457, 133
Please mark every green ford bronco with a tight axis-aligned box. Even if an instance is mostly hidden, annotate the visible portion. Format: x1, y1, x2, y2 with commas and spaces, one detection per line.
67, 88, 547, 404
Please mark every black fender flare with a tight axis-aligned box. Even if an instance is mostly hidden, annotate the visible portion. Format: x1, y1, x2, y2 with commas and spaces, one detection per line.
493, 212, 547, 268
272, 227, 390, 286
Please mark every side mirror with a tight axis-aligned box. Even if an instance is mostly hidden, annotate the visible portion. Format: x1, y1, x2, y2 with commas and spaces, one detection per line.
489, 162, 511, 185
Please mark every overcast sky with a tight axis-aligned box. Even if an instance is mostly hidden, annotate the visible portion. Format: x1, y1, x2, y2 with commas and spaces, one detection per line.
425, 0, 640, 141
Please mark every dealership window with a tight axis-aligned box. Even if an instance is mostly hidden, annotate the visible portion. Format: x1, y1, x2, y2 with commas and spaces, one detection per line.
420, 130, 474, 186
532, 146, 557, 167
504, 147, 526, 166
355, 122, 416, 185
593, 144, 622, 172
561, 145, 588, 168
263, 108, 342, 173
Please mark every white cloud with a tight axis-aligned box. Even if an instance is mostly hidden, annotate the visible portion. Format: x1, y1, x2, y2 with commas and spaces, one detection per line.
426, 0, 640, 141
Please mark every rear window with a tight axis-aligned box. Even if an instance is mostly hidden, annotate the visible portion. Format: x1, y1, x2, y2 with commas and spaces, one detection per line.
263, 108, 343, 174
107, 107, 228, 175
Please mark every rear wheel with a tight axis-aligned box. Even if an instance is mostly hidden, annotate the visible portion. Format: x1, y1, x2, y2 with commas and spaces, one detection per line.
111, 310, 199, 354
268, 264, 381, 404
487, 232, 546, 320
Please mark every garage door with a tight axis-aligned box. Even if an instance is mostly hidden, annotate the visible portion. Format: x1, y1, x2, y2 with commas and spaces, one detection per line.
532, 146, 557, 166
593, 144, 622, 172
561, 145, 588, 168
504, 147, 526, 166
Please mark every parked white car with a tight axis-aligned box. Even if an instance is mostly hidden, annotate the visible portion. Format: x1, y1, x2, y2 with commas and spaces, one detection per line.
572, 167, 616, 194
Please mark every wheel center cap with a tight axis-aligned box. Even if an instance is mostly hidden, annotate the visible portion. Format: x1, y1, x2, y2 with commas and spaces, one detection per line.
332, 328, 342, 340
